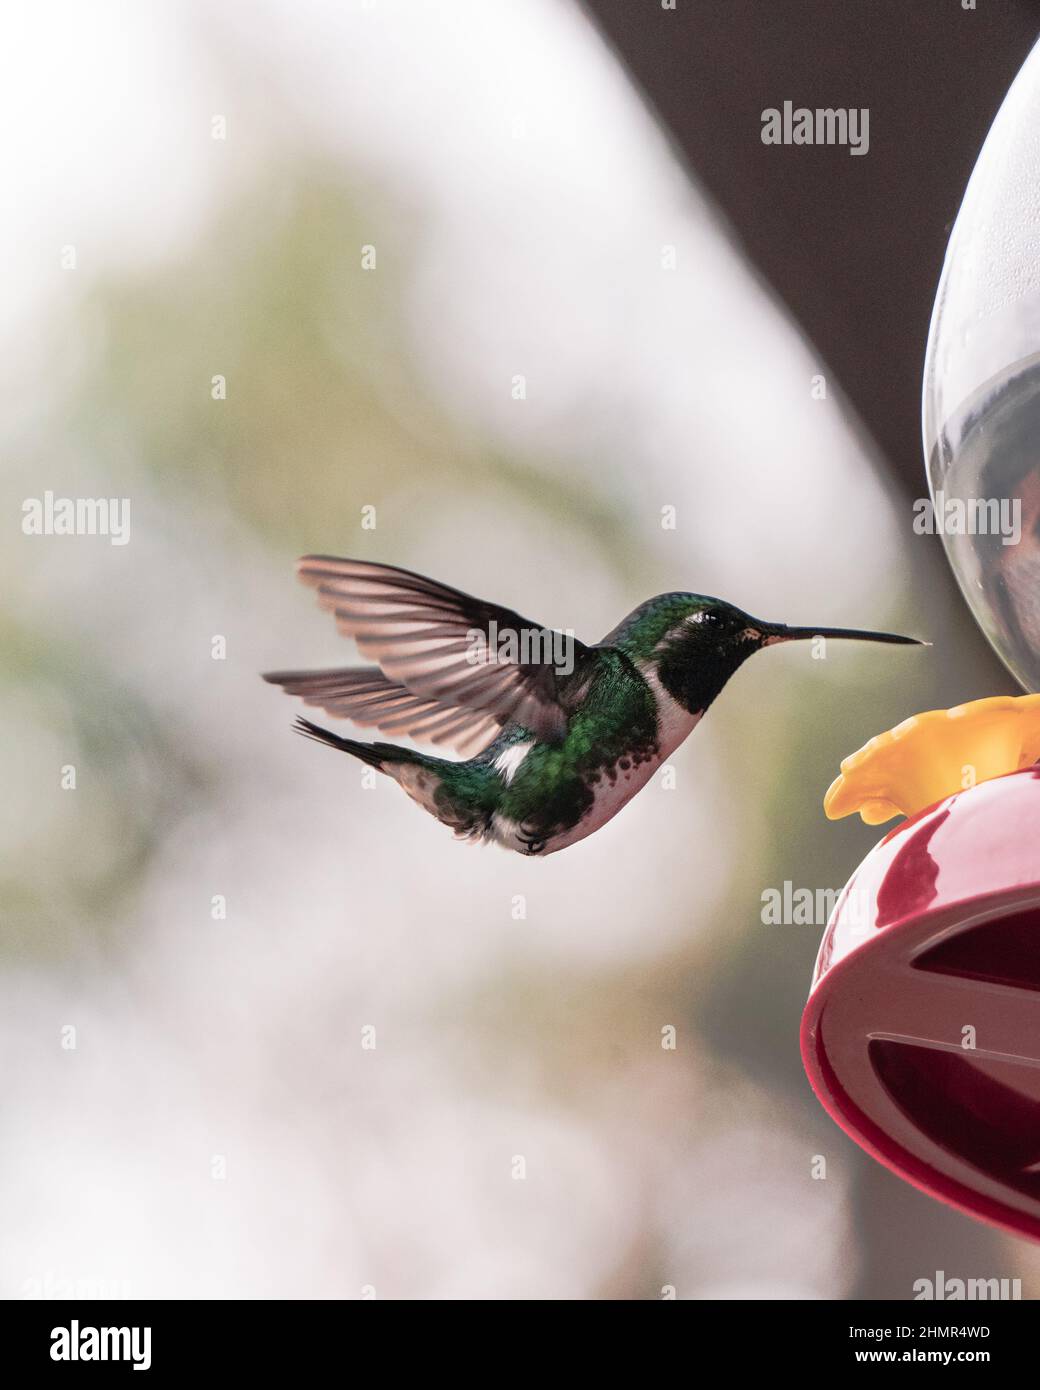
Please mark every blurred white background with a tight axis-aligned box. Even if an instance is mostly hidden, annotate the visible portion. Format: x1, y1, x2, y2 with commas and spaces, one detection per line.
0, 0, 1020, 1298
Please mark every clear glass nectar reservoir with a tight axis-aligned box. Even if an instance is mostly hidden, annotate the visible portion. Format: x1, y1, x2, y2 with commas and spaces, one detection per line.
923, 38, 1040, 690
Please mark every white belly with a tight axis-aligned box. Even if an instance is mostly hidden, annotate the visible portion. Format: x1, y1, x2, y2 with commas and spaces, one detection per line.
493, 674, 700, 855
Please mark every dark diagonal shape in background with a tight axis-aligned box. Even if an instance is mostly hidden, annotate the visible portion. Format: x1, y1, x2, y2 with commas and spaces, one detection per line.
587, 0, 1040, 493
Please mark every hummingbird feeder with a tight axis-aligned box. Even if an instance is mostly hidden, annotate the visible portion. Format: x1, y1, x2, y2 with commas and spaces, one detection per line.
803, 698, 1040, 1241
802, 35, 1040, 1241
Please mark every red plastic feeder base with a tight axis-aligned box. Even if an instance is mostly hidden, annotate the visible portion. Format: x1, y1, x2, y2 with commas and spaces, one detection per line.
801, 767, 1040, 1241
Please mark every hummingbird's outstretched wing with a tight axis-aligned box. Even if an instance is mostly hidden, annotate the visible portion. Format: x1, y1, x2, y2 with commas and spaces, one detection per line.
262, 665, 501, 758
292, 555, 588, 743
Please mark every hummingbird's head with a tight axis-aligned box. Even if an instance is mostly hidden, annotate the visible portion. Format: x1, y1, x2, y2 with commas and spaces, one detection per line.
606, 594, 923, 715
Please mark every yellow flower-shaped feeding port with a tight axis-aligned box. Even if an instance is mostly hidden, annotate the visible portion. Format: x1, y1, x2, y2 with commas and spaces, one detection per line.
824, 694, 1040, 825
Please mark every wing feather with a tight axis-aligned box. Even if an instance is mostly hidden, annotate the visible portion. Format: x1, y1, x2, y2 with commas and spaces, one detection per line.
262, 666, 501, 757
295, 555, 585, 742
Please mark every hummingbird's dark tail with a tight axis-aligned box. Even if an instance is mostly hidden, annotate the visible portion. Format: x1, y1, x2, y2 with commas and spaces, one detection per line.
291, 717, 488, 839
292, 717, 421, 771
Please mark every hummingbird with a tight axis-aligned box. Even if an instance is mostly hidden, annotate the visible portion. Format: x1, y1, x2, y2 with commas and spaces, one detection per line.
264, 556, 923, 856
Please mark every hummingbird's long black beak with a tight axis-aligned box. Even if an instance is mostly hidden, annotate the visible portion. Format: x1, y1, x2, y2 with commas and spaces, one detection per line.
759, 622, 927, 646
